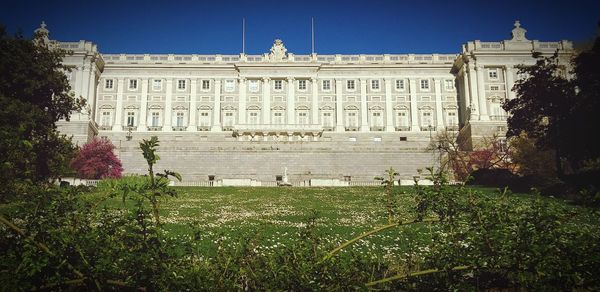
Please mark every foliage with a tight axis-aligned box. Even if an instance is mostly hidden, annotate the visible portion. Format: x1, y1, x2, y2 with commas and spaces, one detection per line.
504, 33, 600, 176
70, 138, 123, 179
375, 167, 399, 223
0, 26, 83, 202
432, 130, 515, 182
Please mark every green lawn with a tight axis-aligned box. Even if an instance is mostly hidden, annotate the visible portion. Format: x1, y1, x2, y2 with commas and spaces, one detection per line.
85, 185, 556, 260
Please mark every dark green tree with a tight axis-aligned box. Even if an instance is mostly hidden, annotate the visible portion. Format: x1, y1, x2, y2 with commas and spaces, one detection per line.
503, 28, 600, 178
0, 26, 84, 201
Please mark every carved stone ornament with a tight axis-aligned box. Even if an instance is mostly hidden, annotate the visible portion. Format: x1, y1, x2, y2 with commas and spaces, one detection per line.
510, 20, 528, 41
269, 39, 288, 62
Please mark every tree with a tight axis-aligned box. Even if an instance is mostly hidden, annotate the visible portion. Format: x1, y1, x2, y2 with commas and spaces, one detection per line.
503, 29, 600, 178
70, 138, 123, 179
0, 25, 84, 200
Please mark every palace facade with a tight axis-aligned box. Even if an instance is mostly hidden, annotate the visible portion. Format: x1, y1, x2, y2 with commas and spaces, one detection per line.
41, 21, 573, 185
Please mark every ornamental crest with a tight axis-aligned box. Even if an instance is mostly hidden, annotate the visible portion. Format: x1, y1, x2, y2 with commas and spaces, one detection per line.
510, 20, 528, 41
269, 39, 288, 62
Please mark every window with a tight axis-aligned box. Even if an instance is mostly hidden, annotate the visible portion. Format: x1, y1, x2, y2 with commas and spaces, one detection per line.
420, 79, 430, 90
421, 112, 433, 127
178, 79, 186, 90
346, 111, 358, 128
395, 79, 405, 90
202, 80, 210, 90
347, 80, 355, 90
152, 79, 162, 91
224, 79, 235, 92
444, 80, 454, 90
151, 112, 160, 127
249, 80, 259, 92
447, 111, 457, 126
249, 112, 259, 124
199, 112, 210, 127
322, 80, 331, 91
126, 112, 135, 127
273, 112, 284, 124
297, 112, 308, 124
490, 85, 500, 91
101, 111, 111, 126
129, 79, 137, 90
273, 80, 282, 91
395, 111, 408, 128
488, 69, 499, 79
371, 111, 383, 128
223, 112, 235, 128
176, 112, 185, 127
322, 112, 333, 128
105, 79, 114, 89
298, 80, 307, 90
371, 80, 380, 90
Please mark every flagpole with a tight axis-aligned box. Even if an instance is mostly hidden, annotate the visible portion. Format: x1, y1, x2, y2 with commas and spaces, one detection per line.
242, 18, 246, 54
311, 17, 315, 54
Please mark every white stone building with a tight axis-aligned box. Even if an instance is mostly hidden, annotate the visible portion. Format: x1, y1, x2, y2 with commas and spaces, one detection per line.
43, 21, 573, 184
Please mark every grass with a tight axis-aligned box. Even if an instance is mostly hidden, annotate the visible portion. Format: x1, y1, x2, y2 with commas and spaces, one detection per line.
84, 185, 554, 260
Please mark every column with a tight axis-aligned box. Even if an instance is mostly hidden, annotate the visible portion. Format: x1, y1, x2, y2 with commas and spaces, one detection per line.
75, 65, 84, 99
359, 79, 369, 132
211, 79, 222, 131
467, 63, 480, 120
88, 69, 98, 121
461, 68, 472, 120
434, 78, 444, 129
504, 65, 516, 100
311, 78, 319, 125
408, 79, 419, 131
187, 79, 197, 131
81, 63, 91, 108
112, 78, 124, 131
138, 79, 148, 131
286, 77, 295, 124
335, 79, 344, 132
238, 78, 247, 125
262, 77, 271, 124
163, 79, 173, 131
475, 65, 489, 120
384, 78, 394, 132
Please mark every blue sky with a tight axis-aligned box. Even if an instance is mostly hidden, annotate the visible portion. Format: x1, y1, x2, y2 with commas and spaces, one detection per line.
2, 0, 598, 54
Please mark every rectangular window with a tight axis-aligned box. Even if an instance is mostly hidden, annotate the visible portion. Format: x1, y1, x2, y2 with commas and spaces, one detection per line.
129, 79, 137, 90
126, 112, 135, 127
223, 112, 234, 127
176, 112, 185, 127
347, 80, 355, 90
105, 79, 113, 89
444, 80, 454, 90
202, 80, 210, 90
199, 112, 210, 127
396, 111, 408, 127
447, 111, 457, 126
395, 79, 405, 90
298, 80, 307, 90
151, 112, 160, 127
297, 112, 308, 124
224, 79, 235, 92
488, 69, 499, 79
371, 80, 380, 90
422, 112, 433, 127
490, 85, 500, 91
346, 112, 357, 128
178, 79, 186, 90
322, 80, 331, 91
248, 80, 259, 92
101, 111, 111, 126
420, 79, 430, 90
249, 112, 259, 124
371, 112, 383, 127
273, 112, 284, 124
152, 79, 162, 91
274, 80, 283, 90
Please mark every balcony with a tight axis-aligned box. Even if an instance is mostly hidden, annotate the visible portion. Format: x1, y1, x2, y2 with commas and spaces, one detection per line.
197, 126, 210, 131
148, 126, 162, 131
345, 126, 359, 132
98, 126, 111, 131
395, 126, 410, 131
370, 126, 384, 132
421, 126, 436, 131
122, 126, 137, 131
446, 125, 459, 131
233, 124, 324, 135
172, 126, 187, 131
490, 115, 508, 121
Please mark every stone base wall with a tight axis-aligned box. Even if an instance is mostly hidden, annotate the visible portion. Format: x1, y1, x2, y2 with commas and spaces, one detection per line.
101, 131, 439, 182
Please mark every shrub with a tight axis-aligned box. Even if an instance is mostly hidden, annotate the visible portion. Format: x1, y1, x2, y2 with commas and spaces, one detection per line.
70, 138, 123, 179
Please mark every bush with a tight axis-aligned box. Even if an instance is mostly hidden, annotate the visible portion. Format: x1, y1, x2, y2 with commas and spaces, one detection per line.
70, 138, 123, 179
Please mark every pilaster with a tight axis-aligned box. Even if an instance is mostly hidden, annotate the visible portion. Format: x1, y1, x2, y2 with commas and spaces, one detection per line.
384, 78, 394, 132
311, 78, 319, 125
138, 79, 148, 131
434, 78, 444, 129
163, 79, 173, 131
359, 78, 369, 132
475, 65, 489, 120
286, 77, 295, 124
262, 77, 271, 124
335, 78, 344, 132
112, 78, 124, 131
239, 78, 247, 125
408, 79, 420, 131
187, 79, 197, 131
504, 65, 516, 100
211, 79, 222, 131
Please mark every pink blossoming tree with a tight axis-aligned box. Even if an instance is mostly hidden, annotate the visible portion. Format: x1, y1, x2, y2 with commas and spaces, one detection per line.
70, 138, 123, 179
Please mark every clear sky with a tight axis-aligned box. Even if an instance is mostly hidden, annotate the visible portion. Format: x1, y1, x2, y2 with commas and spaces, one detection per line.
1, 0, 598, 54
